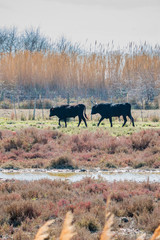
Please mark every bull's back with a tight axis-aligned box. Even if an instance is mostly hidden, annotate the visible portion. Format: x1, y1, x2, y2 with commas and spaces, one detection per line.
64, 106, 78, 118
66, 104, 85, 117
58, 104, 85, 118
110, 103, 131, 117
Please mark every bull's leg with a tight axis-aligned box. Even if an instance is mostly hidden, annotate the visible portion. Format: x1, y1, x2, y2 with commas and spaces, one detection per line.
122, 116, 127, 127
128, 114, 135, 127
78, 117, 82, 127
82, 116, 87, 127
109, 117, 113, 127
64, 118, 67, 128
59, 118, 61, 127
97, 117, 104, 126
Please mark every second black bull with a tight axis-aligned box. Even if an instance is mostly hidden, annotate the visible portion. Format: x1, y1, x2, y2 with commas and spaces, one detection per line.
91, 103, 135, 127
49, 104, 88, 127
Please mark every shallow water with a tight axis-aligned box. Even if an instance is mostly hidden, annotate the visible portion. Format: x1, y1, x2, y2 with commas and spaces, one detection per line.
0, 170, 160, 182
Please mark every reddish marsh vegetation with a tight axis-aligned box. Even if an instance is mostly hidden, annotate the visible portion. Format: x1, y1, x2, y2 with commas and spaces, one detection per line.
0, 179, 160, 239
0, 128, 160, 169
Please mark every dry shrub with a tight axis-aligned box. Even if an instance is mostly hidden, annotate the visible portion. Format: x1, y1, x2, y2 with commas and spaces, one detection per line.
77, 214, 100, 233
19, 99, 53, 109
131, 130, 160, 151
50, 130, 63, 139
0, 128, 62, 154
137, 206, 160, 233
49, 156, 75, 169
1, 162, 20, 170
106, 138, 122, 154
6, 201, 40, 227
23, 152, 45, 159
3, 137, 23, 151
20, 113, 27, 121
13, 230, 29, 240
71, 132, 96, 153
111, 195, 154, 218
71, 131, 123, 154
151, 116, 159, 122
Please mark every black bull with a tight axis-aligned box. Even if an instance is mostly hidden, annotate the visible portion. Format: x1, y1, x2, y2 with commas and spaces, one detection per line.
49, 104, 88, 127
91, 103, 135, 127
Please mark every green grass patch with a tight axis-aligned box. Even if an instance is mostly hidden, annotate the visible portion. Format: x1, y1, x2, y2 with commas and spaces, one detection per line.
0, 117, 160, 136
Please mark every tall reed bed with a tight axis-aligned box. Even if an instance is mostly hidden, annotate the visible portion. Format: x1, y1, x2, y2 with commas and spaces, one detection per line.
0, 43, 160, 103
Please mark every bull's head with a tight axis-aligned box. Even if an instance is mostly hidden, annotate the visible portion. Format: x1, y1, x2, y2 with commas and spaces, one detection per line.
49, 107, 55, 117
91, 105, 98, 115
91, 99, 98, 115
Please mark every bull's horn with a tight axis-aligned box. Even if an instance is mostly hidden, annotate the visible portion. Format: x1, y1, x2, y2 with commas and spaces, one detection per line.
91, 100, 97, 105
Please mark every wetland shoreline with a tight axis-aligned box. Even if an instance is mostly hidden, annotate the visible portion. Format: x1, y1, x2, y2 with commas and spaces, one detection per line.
1, 167, 160, 182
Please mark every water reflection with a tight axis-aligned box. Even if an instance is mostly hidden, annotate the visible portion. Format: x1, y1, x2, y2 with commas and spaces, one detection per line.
0, 170, 160, 182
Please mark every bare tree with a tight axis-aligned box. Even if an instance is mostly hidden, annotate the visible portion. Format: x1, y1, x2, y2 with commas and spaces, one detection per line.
21, 27, 52, 52
0, 27, 19, 54
55, 36, 82, 55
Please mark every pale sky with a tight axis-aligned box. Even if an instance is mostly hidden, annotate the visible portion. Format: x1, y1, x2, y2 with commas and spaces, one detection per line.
0, 0, 160, 47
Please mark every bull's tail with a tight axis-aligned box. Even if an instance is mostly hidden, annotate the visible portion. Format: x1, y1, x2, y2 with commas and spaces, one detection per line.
126, 103, 131, 114
83, 106, 89, 120
126, 103, 134, 127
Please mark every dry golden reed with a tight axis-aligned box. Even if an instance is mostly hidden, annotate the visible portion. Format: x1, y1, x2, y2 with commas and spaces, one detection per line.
150, 225, 160, 240
59, 211, 77, 240
0, 50, 160, 98
100, 196, 114, 240
136, 234, 146, 240
100, 212, 114, 240
34, 219, 54, 240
